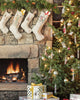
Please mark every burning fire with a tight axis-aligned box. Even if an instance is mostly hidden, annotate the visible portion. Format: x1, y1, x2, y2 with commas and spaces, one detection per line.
7, 62, 20, 74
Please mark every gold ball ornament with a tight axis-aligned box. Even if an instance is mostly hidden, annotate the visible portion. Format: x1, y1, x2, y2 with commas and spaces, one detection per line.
44, 64, 47, 68
67, 22, 72, 27
53, 71, 58, 75
42, 56, 46, 61
60, 19, 64, 23
64, 78, 69, 82
70, 55, 74, 58
4, 3, 7, 6
68, 31, 73, 35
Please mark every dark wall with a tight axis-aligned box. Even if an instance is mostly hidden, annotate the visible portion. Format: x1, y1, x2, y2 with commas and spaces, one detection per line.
53, 0, 64, 28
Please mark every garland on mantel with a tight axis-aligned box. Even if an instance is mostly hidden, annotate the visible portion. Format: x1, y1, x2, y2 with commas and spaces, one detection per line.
0, 0, 59, 13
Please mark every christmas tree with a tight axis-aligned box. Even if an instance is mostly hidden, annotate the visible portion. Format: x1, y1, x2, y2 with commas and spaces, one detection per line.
32, 0, 80, 99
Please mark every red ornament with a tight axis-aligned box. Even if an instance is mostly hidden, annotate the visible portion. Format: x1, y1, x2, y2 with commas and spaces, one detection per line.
54, 6, 56, 9
12, 0, 15, 4
71, 11, 75, 15
26, 0, 29, 3
32, 2, 35, 5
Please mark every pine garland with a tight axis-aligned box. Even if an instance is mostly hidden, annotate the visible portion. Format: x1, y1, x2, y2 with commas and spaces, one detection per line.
0, 0, 59, 13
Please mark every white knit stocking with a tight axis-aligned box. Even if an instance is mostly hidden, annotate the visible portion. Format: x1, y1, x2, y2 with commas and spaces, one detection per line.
0, 11, 12, 34
10, 10, 24, 39
21, 11, 36, 34
32, 11, 51, 41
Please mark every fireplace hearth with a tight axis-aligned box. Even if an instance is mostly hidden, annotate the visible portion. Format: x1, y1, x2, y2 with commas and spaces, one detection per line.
0, 59, 28, 83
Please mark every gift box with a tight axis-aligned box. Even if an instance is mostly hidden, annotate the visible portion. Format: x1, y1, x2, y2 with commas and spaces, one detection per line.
70, 94, 80, 100
27, 83, 46, 99
19, 96, 27, 100
19, 96, 59, 100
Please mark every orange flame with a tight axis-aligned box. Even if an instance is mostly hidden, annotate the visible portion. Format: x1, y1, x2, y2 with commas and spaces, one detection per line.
7, 62, 19, 74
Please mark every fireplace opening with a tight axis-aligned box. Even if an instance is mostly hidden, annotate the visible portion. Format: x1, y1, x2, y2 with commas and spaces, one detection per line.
0, 59, 28, 83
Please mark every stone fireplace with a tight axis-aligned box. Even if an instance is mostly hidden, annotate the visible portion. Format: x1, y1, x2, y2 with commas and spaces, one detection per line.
0, 7, 52, 99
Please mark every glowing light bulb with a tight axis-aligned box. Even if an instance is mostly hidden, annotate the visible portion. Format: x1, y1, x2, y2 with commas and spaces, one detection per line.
67, 8, 70, 11
69, 41, 72, 44
59, 38, 62, 42
58, 49, 61, 53
77, 17, 79, 19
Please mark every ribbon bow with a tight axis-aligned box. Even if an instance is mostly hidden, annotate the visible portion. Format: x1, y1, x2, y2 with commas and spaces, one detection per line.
48, 94, 57, 99
45, 11, 51, 16
21, 9, 26, 15
31, 83, 42, 86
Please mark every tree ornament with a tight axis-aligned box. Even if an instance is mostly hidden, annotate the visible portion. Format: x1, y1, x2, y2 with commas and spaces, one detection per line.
51, 52, 54, 59
12, 0, 15, 4
78, 20, 80, 27
67, 47, 70, 50
54, 84, 57, 94
77, 48, 79, 59
44, 64, 47, 68
71, 68, 74, 81
70, 55, 74, 58
26, 0, 29, 3
48, 55, 51, 59
48, 66, 52, 74
21, 11, 37, 34
64, 56, 67, 64
42, 56, 45, 60
60, 18, 64, 23
62, 6, 65, 14
68, 31, 73, 35
74, 34, 77, 44
32, 11, 51, 41
71, 12, 75, 15
63, 23, 66, 34
0, 11, 12, 34
64, 78, 69, 83
4, 3, 7, 6
53, 71, 58, 75
32, 2, 36, 5
69, 0, 72, 5
61, 42, 66, 48
41, 74, 45, 78
10, 10, 25, 39
67, 22, 72, 27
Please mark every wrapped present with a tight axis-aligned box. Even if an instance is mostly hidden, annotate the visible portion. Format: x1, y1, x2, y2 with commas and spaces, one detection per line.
27, 83, 46, 99
19, 96, 59, 100
19, 96, 27, 100
43, 92, 59, 100
70, 94, 80, 100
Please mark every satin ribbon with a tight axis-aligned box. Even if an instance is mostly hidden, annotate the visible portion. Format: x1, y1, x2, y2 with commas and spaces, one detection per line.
43, 94, 57, 99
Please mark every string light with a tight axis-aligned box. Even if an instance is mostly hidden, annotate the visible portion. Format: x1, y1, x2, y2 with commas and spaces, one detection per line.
69, 41, 72, 45
59, 38, 62, 42
44, 64, 47, 68
67, 8, 70, 11
74, 15, 77, 18
58, 49, 61, 53
77, 17, 79, 19
67, 57, 70, 60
